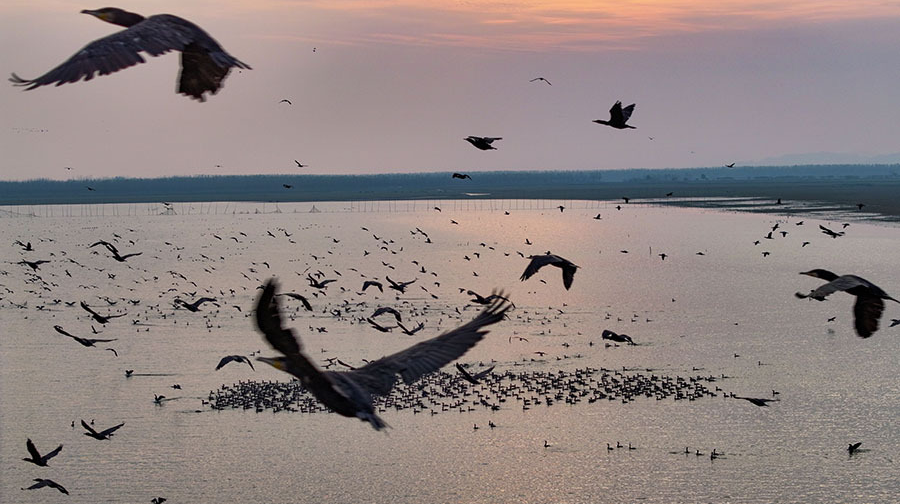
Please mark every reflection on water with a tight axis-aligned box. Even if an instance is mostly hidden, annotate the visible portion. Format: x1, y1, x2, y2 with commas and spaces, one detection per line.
2, 200, 898, 503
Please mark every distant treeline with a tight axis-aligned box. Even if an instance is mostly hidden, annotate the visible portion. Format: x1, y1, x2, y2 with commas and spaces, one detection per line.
1, 165, 898, 206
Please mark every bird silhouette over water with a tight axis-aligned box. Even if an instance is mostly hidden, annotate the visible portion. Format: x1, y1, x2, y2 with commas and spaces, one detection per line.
601, 329, 634, 345
848, 442, 862, 455
254, 279, 511, 430
173, 297, 217, 312
455, 363, 495, 384
80, 301, 126, 324
734, 396, 778, 407
54, 325, 117, 347
464, 136, 502, 150
452, 172, 472, 180
216, 355, 255, 371
796, 269, 899, 338
520, 254, 578, 290
23, 439, 63, 466
22, 478, 68, 495
10, 7, 250, 101
90, 240, 142, 262
593, 101, 636, 129
81, 419, 124, 440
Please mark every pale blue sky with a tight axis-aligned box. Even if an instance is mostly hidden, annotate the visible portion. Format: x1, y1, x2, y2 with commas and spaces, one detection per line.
2, 1, 899, 180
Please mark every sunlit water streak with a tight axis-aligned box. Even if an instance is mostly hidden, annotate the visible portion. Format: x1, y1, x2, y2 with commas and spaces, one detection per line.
2, 201, 898, 503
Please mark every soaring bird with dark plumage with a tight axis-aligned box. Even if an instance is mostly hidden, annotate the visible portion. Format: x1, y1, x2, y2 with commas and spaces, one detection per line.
173, 297, 217, 312
796, 269, 899, 338
54, 325, 117, 347
254, 279, 511, 430
23, 439, 63, 467
520, 254, 578, 290
80, 301, 126, 324
81, 419, 124, 440
464, 136, 502, 150
10, 7, 250, 101
21, 478, 69, 495
593, 101, 636, 129
216, 355, 255, 371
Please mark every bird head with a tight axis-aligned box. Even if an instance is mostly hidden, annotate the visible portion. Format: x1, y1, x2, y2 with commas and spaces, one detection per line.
256, 356, 288, 371
81, 8, 145, 27
799, 269, 839, 281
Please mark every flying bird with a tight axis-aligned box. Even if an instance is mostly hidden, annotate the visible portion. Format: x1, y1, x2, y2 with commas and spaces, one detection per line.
173, 297, 217, 312
279, 99, 292, 105
80, 301, 126, 324
795, 269, 899, 338
361, 280, 384, 293
89, 240, 142, 261
23, 439, 63, 467
848, 442, 862, 455
294, 160, 307, 168
54, 325, 117, 347
593, 101, 636, 129
276, 292, 313, 311
455, 363, 495, 384
529, 77, 552, 85
734, 396, 778, 407
452, 172, 472, 180
520, 254, 578, 290
371, 306, 403, 323
81, 419, 124, 440
216, 355, 255, 371
818, 225, 844, 238
18, 259, 50, 271
464, 136, 502, 150
10, 7, 250, 101
386, 276, 416, 293
21, 478, 69, 495
254, 279, 510, 430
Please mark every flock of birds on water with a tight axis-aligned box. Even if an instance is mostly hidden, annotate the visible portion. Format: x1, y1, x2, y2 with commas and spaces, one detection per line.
5, 5, 899, 500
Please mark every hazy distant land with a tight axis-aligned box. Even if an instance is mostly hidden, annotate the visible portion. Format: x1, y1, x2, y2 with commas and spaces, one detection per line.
2, 165, 899, 219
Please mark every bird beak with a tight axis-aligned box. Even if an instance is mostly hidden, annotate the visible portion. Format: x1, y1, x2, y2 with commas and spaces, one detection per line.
256, 356, 283, 371
81, 9, 107, 21
798, 271, 813, 277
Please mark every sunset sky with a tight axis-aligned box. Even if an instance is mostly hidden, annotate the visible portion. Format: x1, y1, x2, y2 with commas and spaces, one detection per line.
2, 1, 899, 181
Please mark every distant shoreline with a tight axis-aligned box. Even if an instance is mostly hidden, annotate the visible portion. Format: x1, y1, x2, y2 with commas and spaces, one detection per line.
2, 167, 899, 221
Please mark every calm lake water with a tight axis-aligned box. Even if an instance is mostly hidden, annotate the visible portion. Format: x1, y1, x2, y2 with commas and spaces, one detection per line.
2, 200, 898, 503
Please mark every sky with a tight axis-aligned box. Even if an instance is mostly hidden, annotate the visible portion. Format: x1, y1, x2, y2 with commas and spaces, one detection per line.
2, 0, 900, 181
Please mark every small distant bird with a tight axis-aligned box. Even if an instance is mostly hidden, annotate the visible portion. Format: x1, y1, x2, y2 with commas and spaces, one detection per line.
371, 306, 403, 323
734, 396, 778, 407
848, 442, 862, 455
18, 259, 50, 271
796, 269, 899, 338
21, 478, 68, 495
89, 239, 142, 262
87, 186, 96, 191
455, 363, 496, 384
601, 329, 634, 345
361, 280, 384, 293
452, 172, 472, 180
856, 203, 865, 210
23, 439, 63, 466
294, 160, 307, 168
520, 254, 578, 290
889, 319, 900, 328
80, 301, 126, 324
10, 8, 250, 101
725, 163, 735, 167
529, 77, 551, 85
54, 325, 117, 347
397, 321, 425, 336
819, 225, 845, 238
283, 184, 293, 189
464, 136, 502, 150
279, 99, 292, 105
593, 100, 636, 129
216, 355, 255, 371
173, 297, 216, 312
152, 498, 168, 504
386, 276, 416, 293
81, 419, 124, 440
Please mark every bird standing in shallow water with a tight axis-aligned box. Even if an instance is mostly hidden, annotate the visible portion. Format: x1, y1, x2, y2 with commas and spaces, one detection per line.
10, 7, 250, 101
796, 269, 899, 338
254, 279, 510, 430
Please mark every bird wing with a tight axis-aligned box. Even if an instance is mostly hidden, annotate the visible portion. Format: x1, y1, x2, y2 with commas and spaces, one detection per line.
609, 101, 624, 122
81, 420, 98, 436
79, 302, 100, 317
853, 295, 884, 338
42, 444, 63, 463
344, 294, 511, 396
473, 365, 496, 379
10, 16, 199, 89
808, 275, 871, 300
25, 438, 42, 461
620, 103, 635, 122
256, 281, 303, 355
89, 337, 118, 343
519, 255, 558, 281
561, 262, 577, 290
53, 325, 77, 338
455, 362, 478, 384
98, 422, 125, 437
